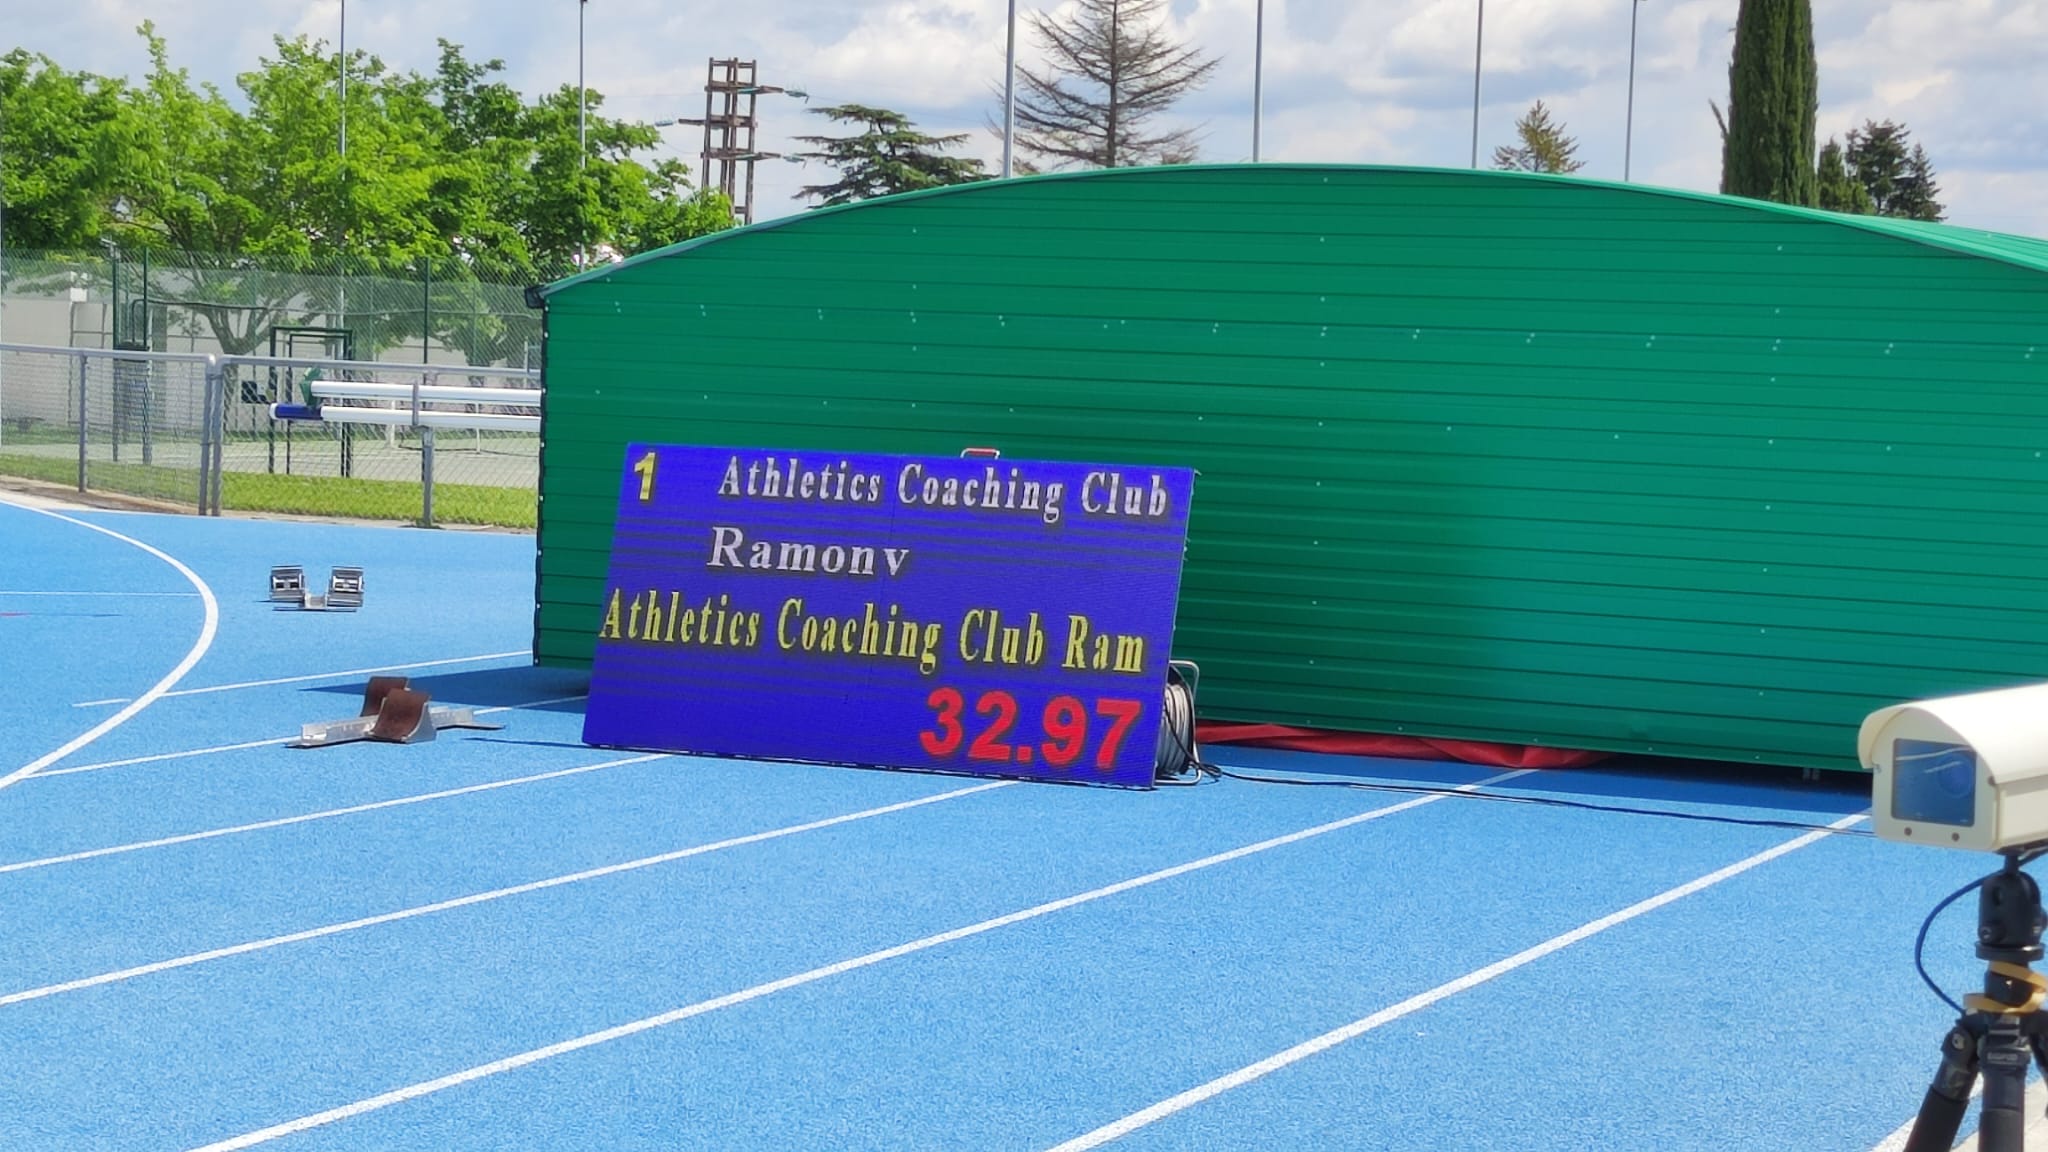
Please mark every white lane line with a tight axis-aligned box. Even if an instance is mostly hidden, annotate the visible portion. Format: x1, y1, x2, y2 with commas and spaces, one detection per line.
71, 650, 531, 708
0, 748, 660, 878
36, 738, 295, 777
32, 694, 588, 779
1043, 810, 1873, 1152
0, 590, 202, 597
0, 502, 221, 792
2, 779, 1012, 1009
186, 769, 1532, 1152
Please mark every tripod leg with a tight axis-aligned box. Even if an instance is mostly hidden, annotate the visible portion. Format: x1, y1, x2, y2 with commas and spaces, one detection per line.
1981, 1015, 2031, 1152
1904, 1024, 1978, 1152
2032, 1031, 2048, 1117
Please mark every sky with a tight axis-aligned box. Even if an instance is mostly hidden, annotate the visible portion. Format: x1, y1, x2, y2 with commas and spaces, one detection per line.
4, 0, 2044, 236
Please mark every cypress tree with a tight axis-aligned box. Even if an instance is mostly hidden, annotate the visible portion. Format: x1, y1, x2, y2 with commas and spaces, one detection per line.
1719, 0, 1818, 206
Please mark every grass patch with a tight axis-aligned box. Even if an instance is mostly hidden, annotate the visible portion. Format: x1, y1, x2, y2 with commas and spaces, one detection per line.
0, 453, 535, 529
0, 453, 88, 489
223, 471, 535, 528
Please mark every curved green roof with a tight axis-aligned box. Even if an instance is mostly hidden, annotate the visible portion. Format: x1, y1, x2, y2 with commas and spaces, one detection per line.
539, 162, 2048, 299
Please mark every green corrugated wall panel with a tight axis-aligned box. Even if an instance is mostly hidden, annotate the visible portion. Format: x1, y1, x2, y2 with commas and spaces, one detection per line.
531, 165, 2048, 771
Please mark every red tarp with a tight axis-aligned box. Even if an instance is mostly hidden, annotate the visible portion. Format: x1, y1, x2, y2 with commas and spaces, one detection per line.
1195, 722, 1609, 770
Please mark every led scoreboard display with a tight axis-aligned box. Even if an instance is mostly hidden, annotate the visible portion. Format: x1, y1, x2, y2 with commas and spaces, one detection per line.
581, 445, 1195, 789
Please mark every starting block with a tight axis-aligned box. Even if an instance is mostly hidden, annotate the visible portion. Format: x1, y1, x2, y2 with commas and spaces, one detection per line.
289, 676, 503, 748
271, 565, 365, 612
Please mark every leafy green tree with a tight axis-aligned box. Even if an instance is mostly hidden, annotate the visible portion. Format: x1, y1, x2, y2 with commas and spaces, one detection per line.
1492, 101, 1585, 175
0, 50, 128, 248
1720, 0, 1818, 206
1005, 0, 1217, 169
793, 104, 987, 206
502, 84, 730, 269
70, 28, 734, 355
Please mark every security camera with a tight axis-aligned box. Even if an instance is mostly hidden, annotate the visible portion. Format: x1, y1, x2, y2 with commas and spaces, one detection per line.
1860, 682, 2048, 853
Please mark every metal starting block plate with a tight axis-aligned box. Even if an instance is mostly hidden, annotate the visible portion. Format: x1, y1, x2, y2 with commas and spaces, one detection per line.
328, 567, 365, 610
269, 566, 305, 602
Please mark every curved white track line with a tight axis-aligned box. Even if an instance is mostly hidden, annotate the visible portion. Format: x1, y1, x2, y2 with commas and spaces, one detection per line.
0, 501, 220, 791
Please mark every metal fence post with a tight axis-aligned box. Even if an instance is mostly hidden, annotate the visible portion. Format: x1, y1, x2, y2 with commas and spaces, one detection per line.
418, 369, 436, 528
210, 370, 225, 516
200, 355, 222, 514
421, 427, 437, 528
75, 350, 88, 493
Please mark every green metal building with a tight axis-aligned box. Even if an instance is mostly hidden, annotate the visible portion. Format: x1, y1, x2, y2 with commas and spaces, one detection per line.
528, 164, 2048, 773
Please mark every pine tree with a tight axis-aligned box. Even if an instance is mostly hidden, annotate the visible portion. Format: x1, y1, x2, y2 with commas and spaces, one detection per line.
1897, 144, 1944, 222
1002, 0, 1218, 170
1491, 101, 1585, 174
1844, 120, 1944, 221
792, 104, 987, 206
1720, 0, 1819, 206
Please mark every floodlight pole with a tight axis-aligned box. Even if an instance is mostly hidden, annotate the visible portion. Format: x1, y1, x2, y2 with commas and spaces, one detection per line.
1470, 0, 1484, 169
1626, 0, 1645, 181
1002, 0, 1017, 178
578, 0, 589, 267
338, 0, 347, 159
338, 0, 349, 342
1252, 0, 1264, 162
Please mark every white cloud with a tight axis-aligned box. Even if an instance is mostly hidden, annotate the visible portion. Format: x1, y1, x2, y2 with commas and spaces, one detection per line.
7, 0, 2044, 232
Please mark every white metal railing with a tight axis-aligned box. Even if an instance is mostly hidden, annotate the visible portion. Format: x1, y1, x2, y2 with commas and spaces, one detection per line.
0, 342, 544, 525
278, 379, 542, 433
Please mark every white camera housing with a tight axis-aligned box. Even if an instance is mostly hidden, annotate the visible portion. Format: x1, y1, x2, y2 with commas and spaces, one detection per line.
1860, 681, 2048, 853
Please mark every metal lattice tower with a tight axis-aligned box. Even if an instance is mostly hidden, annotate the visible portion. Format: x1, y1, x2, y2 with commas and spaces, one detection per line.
672, 59, 790, 226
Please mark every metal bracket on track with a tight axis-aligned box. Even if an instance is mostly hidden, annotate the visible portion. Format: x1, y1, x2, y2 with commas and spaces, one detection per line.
289, 676, 504, 748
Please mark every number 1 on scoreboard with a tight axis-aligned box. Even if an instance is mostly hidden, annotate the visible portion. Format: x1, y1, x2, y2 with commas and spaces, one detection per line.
632, 450, 657, 501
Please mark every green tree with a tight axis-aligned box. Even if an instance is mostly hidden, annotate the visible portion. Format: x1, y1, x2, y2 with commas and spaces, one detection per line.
793, 104, 987, 206
0, 50, 128, 248
1815, 138, 1873, 214
500, 84, 730, 269
1844, 120, 1944, 221
1492, 101, 1585, 174
1005, 0, 1218, 169
76, 29, 733, 355
1720, 0, 1818, 206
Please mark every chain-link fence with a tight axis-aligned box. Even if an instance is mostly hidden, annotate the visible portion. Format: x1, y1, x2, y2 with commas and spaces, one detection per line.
0, 344, 541, 528
0, 246, 565, 369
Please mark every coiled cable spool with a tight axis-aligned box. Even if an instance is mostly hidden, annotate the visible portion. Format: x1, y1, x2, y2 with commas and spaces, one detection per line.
1154, 661, 1204, 782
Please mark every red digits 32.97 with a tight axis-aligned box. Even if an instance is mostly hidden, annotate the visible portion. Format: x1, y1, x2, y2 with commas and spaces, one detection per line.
920, 688, 1147, 774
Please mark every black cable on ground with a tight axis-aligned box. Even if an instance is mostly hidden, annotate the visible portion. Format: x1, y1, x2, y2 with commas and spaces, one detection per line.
1211, 765, 1875, 838
1149, 678, 1863, 836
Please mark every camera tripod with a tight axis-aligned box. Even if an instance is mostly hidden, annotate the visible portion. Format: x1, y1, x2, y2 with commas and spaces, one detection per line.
1905, 852, 2048, 1152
